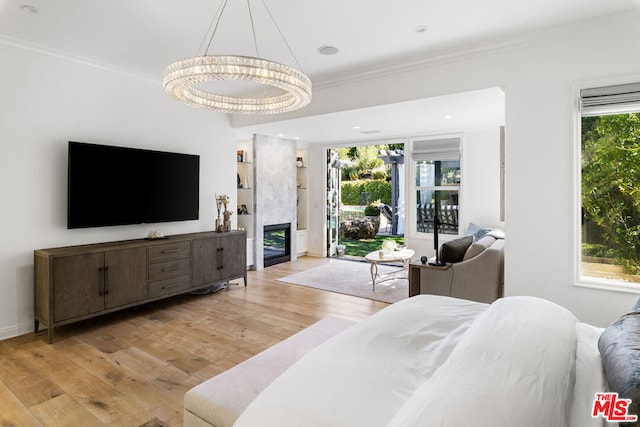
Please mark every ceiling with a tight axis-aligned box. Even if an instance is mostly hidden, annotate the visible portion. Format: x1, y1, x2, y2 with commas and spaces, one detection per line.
236, 87, 505, 144
1, 0, 638, 144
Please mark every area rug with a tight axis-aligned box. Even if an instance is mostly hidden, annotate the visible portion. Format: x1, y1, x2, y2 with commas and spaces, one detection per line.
277, 259, 409, 303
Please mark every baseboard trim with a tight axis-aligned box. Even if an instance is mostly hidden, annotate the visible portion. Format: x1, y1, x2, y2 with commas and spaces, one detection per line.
0, 321, 36, 341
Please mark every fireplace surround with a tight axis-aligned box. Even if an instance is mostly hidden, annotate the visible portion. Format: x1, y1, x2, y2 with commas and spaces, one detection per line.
263, 223, 291, 267
253, 134, 298, 269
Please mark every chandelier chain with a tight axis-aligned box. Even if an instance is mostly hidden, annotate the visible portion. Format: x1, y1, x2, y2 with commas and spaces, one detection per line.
247, 0, 260, 58
259, 0, 304, 72
203, 0, 229, 56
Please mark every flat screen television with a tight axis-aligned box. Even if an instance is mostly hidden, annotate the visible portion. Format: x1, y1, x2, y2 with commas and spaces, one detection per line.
67, 141, 200, 229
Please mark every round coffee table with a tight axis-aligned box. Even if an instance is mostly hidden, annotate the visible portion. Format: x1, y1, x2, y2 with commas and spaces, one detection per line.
364, 248, 415, 291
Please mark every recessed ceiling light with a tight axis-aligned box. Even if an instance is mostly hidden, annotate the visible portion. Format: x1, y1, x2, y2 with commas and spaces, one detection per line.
20, 5, 39, 14
294, 136, 301, 140
443, 114, 453, 119
317, 45, 339, 56
352, 126, 361, 130
414, 25, 427, 33
277, 133, 285, 137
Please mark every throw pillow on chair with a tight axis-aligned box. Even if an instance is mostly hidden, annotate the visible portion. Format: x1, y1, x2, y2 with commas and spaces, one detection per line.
439, 235, 473, 263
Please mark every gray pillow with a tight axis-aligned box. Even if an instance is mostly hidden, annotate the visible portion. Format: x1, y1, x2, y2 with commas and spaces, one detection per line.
439, 236, 473, 264
598, 309, 640, 425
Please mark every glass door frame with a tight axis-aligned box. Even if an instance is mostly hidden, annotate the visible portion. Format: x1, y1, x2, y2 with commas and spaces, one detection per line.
326, 149, 341, 257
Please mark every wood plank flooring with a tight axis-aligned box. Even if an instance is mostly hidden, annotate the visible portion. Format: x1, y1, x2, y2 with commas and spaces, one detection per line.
0, 256, 389, 426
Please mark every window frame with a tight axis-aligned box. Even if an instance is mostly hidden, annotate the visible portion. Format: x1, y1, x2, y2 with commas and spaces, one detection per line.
574, 81, 640, 294
408, 135, 463, 241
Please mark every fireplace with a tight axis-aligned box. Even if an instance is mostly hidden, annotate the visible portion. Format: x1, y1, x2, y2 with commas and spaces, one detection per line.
263, 223, 291, 267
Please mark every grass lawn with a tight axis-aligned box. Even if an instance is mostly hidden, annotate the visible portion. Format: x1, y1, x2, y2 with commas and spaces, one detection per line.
340, 234, 405, 258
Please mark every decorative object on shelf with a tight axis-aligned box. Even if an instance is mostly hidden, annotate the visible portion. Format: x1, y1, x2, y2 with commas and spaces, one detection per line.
238, 204, 249, 215
296, 157, 304, 167
215, 194, 230, 232
223, 209, 233, 232
162, 0, 311, 114
237, 173, 242, 188
244, 176, 249, 189
147, 229, 165, 240
237, 150, 245, 162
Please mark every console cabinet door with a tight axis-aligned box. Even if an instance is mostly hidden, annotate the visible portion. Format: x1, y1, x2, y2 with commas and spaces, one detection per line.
53, 253, 105, 322
104, 247, 147, 309
219, 233, 246, 279
192, 237, 220, 287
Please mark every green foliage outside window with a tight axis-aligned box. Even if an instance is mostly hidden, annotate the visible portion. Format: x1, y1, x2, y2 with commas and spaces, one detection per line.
341, 180, 392, 205
363, 203, 381, 217
582, 113, 640, 274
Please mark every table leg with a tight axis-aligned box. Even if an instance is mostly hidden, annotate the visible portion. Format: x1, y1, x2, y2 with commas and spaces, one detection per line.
370, 262, 378, 292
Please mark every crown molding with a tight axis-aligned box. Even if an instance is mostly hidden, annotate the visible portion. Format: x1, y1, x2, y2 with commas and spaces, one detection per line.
312, 9, 640, 91
2, 8, 639, 98
0, 34, 160, 85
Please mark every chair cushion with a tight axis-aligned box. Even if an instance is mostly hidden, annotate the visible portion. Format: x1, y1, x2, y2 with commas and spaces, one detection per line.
463, 235, 497, 261
439, 236, 473, 263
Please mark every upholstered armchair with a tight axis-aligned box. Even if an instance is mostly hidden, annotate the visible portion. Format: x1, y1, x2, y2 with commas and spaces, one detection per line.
409, 232, 504, 304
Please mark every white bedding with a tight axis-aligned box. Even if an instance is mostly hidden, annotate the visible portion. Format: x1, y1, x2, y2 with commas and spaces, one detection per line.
233, 295, 607, 427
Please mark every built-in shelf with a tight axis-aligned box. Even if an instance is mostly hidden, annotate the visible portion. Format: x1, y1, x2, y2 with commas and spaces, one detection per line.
296, 149, 308, 232
237, 142, 255, 248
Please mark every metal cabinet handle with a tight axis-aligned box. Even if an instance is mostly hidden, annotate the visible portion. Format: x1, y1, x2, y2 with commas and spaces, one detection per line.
104, 266, 109, 295
98, 266, 104, 296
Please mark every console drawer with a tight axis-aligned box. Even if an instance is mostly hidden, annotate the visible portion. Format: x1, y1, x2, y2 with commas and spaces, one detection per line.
148, 241, 191, 262
149, 275, 191, 298
148, 258, 191, 282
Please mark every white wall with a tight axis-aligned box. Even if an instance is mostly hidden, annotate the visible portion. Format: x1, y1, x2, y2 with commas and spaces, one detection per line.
0, 43, 236, 339
298, 12, 640, 326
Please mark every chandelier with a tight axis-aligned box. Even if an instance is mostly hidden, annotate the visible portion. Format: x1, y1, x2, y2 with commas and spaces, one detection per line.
163, 0, 312, 114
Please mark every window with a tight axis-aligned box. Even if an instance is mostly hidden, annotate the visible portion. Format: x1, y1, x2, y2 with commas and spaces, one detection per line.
580, 83, 640, 285
412, 137, 461, 236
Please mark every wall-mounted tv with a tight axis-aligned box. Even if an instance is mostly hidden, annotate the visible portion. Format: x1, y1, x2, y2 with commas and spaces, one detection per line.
67, 141, 200, 229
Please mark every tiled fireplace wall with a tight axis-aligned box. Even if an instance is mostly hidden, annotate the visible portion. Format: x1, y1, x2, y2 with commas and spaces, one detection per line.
253, 134, 297, 269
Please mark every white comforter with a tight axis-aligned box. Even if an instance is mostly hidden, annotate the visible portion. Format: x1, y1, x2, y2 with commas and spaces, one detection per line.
234, 295, 607, 427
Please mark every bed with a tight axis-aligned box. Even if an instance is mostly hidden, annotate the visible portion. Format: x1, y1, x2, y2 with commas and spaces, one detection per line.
185, 295, 639, 427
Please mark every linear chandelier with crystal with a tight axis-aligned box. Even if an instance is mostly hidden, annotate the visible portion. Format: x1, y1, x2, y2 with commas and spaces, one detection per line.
163, 0, 312, 114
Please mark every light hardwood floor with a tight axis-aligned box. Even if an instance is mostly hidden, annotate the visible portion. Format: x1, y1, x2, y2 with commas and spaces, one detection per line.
0, 256, 389, 426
